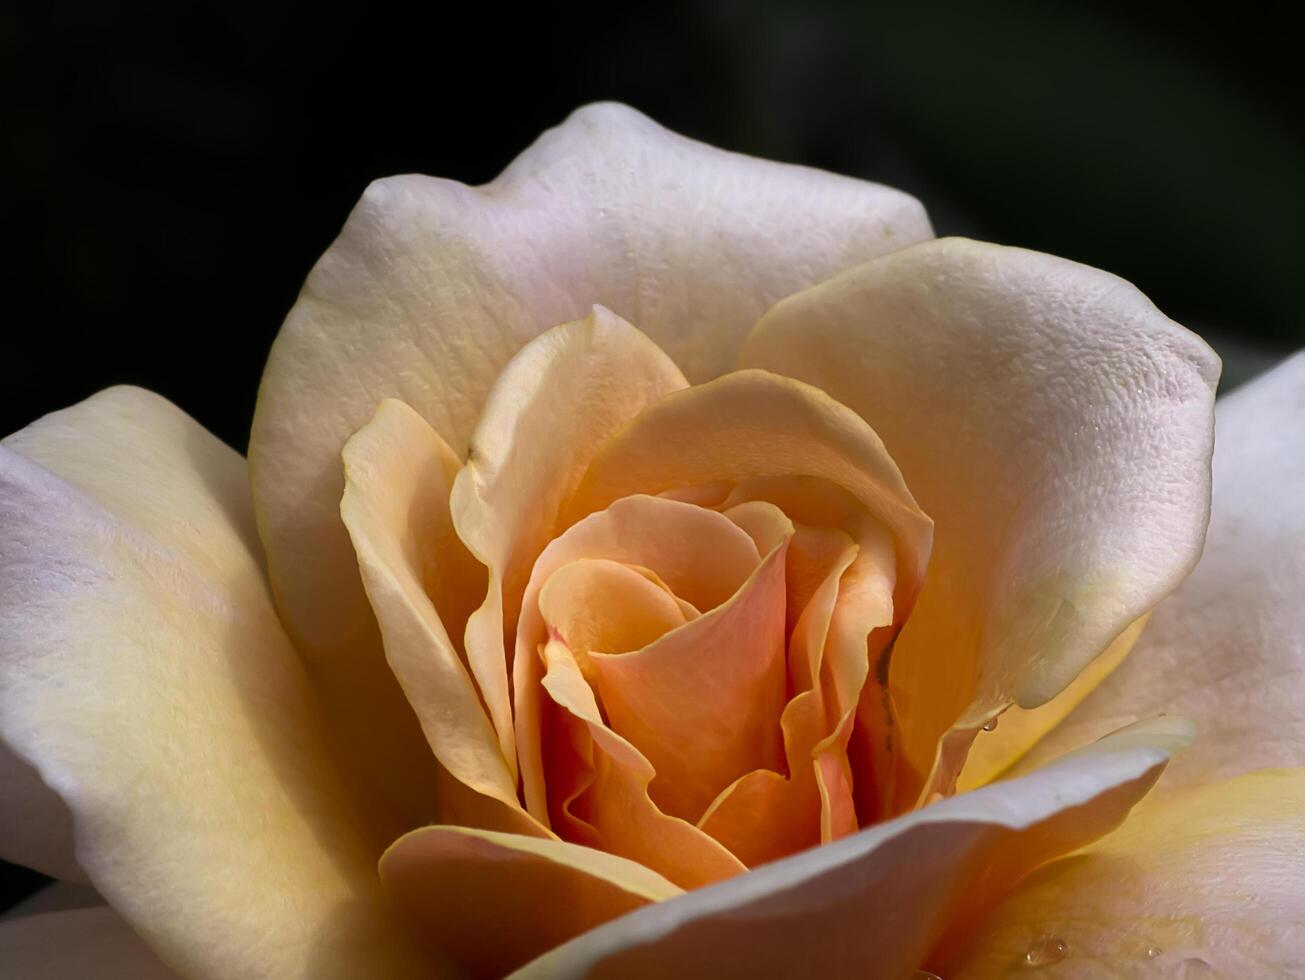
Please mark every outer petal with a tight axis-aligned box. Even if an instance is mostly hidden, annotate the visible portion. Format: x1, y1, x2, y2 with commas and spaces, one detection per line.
513, 717, 1192, 979
340, 399, 539, 834
0, 389, 431, 979
1015, 352, 1305, 790
248, 100, 931, 713
944, 768, 1305, 977
380, 826, 681, 979
0, 907, 176, 979
740, 238, 1219, 793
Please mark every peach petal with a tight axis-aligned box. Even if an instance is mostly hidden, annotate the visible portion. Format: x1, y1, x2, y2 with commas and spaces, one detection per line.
514, 495, 760, 822
380, 825, 681, 979
589, 539, 791, 822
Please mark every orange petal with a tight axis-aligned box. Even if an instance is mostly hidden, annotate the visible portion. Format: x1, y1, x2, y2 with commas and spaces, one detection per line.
589, 537, 791, 822
380, 825, 681, 979
514, 495, 760, 822
539, 639, 746, 888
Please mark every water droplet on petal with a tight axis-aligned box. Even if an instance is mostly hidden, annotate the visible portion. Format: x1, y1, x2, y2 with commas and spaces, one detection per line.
1146, 946, 1162, 958
911, 972, 942, 980
1178, 958, 1215, 976
982, 717, 999, 732
1024, 936, 1067, 967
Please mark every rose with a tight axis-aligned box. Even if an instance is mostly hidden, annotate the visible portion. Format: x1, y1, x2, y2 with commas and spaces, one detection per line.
1, 103, 1302, 978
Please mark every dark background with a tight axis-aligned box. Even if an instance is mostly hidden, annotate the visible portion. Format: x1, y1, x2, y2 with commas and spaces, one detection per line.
2, 0, 1301, 910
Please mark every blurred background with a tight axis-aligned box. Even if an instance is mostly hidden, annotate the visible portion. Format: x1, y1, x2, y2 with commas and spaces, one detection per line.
2, 0, 1301, 909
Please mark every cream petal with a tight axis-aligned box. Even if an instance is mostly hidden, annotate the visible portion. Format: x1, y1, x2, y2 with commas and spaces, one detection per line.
340, 399, 538, 833
248, 101, 930, 711
380, 825, 681, 979
452, 308, 689, 776
943, 768, 1305, 977
0, 389, 431, 980
0, 907, 177, 979
1014, 352, 1305, 791
740, 238, 1219, 796
513, 717, 1192, 978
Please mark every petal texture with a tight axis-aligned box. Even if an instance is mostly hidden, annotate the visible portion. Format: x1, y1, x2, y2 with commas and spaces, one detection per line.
1015, 352, 1305, 791
0, 389, 431, 980
513, 717, 1191, 979
945, 768, 1305, 977
741, 238, 1219, 794
249, 103, 930, 716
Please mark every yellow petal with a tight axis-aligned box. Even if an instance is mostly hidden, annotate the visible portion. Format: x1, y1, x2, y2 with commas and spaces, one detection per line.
0, 906, 176, 979
514, 494, 761, 822
380, 825, 681, 979
248, 100, 929, 731
0, 388, 432, 979
942, 767, 1305, 977
956, 615, 1146, 792
513, 717, 1192, 978
1015, 352, 1305, 793
741, 238, 1219, 799
452, 307, 689, 779
340, 399, 539, 834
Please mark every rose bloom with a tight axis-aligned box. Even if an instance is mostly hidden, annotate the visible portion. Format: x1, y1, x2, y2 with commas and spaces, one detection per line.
2, 103, 1303, 979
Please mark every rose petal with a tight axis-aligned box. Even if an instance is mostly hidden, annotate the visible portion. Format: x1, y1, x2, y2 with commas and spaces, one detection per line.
564, 369, 931, 611
941, 768, 1305, 976
956, 616, 1147, 792
1013, 351, 1305, 791
588, 531, 791, 822
0, 907, 176, 979
511, 717, 1192, 979
515, 494, 762, 823
740, 238, 1219, 799
538, 639, 746, 888
340, 399, 540, 835
248, 101, 930, 721
0, 389, 430, 979
380, 825, 681, 979
451, 307, 689, 779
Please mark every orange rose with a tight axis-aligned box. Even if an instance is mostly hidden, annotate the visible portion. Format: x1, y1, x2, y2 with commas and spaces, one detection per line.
3, 104, 1304, 978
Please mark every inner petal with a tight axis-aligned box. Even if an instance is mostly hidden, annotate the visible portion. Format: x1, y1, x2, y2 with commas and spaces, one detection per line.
538, 559, 689, 681
514, 495, 762, 823
588, 532, 792, 822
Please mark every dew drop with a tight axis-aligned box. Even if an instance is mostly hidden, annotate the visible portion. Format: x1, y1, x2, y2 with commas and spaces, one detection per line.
982, 717, 999, 732
1146, 946, 1162, 958
1023, 936, 1067, 967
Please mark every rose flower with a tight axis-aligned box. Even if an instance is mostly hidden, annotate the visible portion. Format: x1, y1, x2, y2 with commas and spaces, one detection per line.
2, 104, 1303, 978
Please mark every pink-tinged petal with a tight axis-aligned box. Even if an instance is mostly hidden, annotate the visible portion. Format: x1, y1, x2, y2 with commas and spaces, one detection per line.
340, 399, 542, 835
0, 389, 432, 980
248, 102, 930, 740
451, 308, 689, 781
515, 495, 761, 823
380, 826, 681, 979
0, 907, 176, 979
942, 768, 1305, 977
511, 717, 1192, 979
741, 238, 1219, 803
589, 533, 791, 823
1015, 352, 1305, 791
